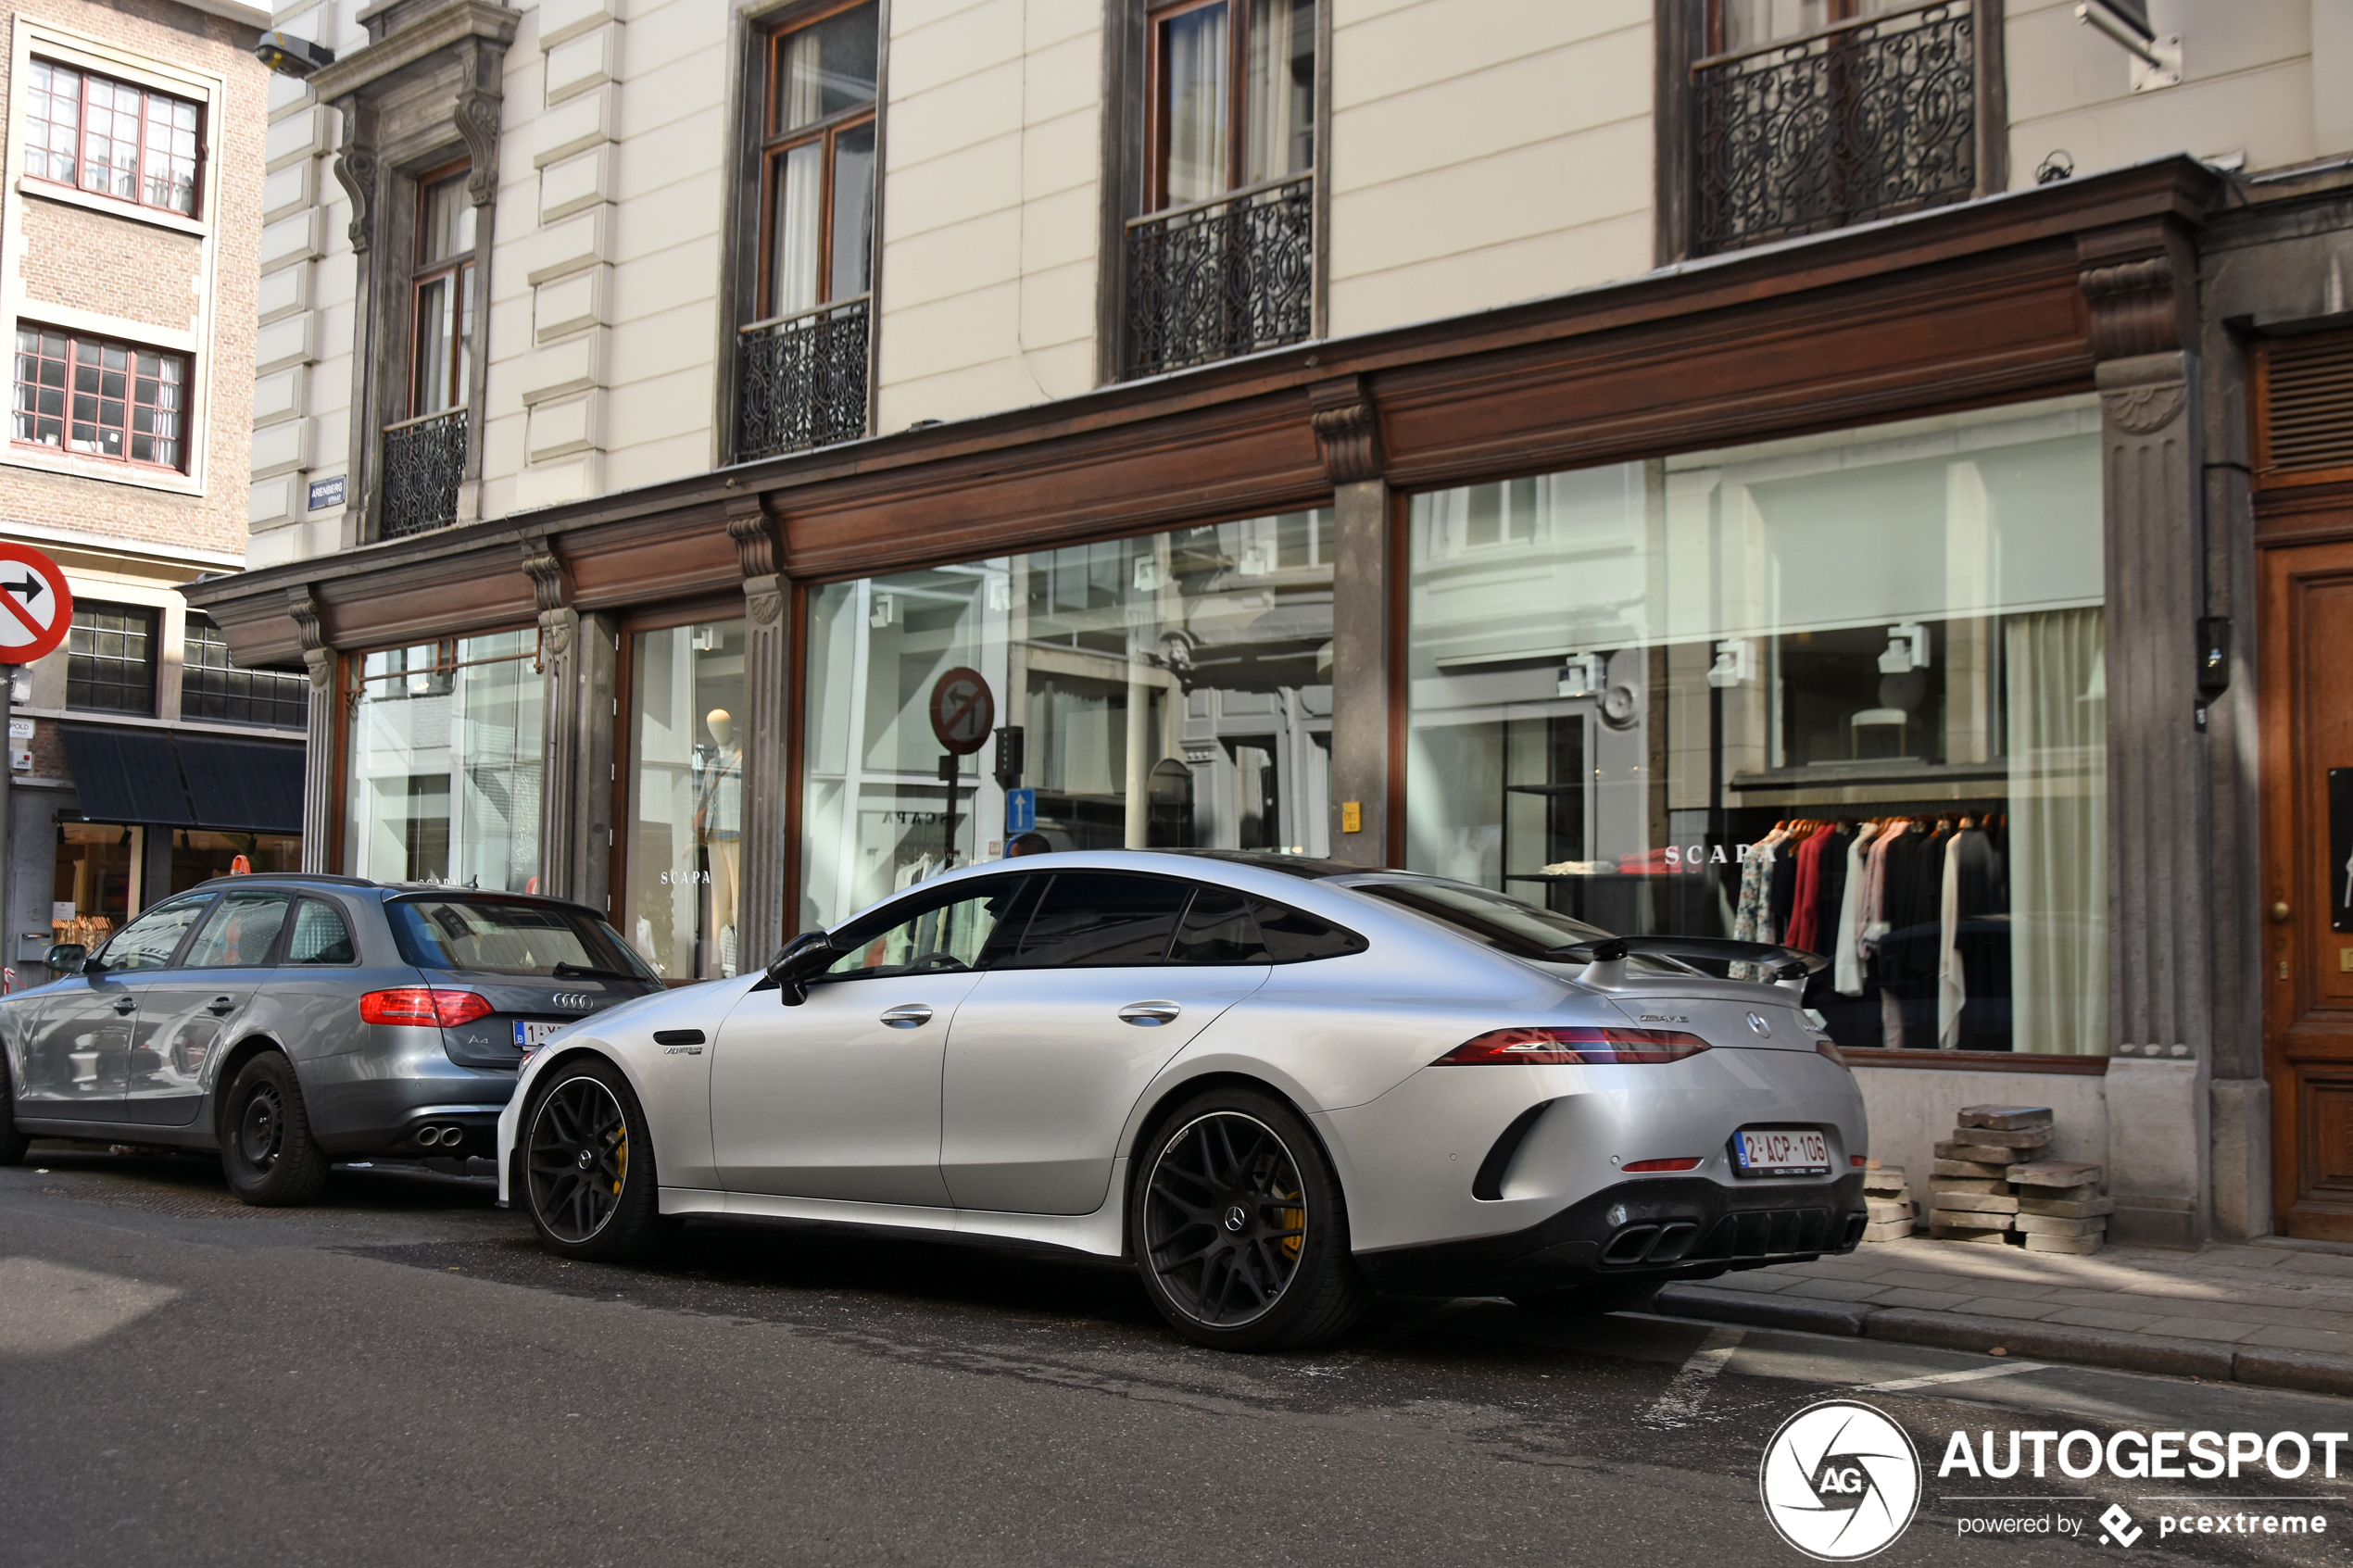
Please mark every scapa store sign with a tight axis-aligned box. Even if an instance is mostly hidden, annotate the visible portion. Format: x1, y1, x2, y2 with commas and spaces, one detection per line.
1760, 1405, 2348, 1559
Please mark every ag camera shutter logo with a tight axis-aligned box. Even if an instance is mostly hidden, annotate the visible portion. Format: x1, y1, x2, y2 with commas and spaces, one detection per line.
1760, 1400, 1922, 1561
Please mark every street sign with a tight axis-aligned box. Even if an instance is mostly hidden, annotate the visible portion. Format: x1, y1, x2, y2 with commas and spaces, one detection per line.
927, 666, 995, 755
1005, 788, 1036, 834
0, 543, 70, 665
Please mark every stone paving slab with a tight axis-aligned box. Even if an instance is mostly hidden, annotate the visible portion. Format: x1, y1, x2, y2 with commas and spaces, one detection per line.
1650, 1235, 2353, 1397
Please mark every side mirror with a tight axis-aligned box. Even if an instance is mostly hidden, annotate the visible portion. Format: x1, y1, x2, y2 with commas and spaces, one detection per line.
44, 942, 87, 975
764, 929, 839, 1007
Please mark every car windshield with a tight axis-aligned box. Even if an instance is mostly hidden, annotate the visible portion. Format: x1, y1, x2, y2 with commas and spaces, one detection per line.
387, 897, 658, 981
1351, 879, 1690, 972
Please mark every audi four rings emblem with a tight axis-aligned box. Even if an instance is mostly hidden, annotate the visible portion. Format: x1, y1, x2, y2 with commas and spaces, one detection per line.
552, 993, 598, 1010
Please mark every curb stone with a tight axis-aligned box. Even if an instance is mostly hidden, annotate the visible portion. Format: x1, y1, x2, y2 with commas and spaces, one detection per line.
1650, 1287, 2353, 1396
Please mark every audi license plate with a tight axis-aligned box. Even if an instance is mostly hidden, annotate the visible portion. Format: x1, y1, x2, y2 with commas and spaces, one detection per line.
1732, 1127, 1830, 1176
514, 1020, 564, 1048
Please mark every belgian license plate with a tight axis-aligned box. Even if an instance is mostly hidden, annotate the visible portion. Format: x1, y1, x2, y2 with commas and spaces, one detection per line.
1734, 1128, 1830, 1175
514, 1020, 564, 1048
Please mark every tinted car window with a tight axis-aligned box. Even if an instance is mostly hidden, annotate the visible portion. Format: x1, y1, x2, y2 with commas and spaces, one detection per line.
1353, 880, 1680, 972
182, 891, 292, 968
283, 899, 356, 965
822, 876, 1026, 980
1253, 898, 1368, 962
1009, 874, 1188, 968
100, 897, 212, 972
1168, 887, 1267, 963
388, 897, 657, 981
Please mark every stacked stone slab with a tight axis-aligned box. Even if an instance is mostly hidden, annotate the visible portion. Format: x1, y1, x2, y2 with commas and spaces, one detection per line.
1927, 1105, 2053, 1245
1860, 1160, 1917, 1241
2007, 1160, 2109, 1254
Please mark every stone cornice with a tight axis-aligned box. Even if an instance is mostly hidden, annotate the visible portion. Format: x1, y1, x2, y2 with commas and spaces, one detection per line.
305, 0, 518, 103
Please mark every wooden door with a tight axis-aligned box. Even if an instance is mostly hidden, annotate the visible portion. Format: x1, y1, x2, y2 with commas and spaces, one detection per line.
2261, 534, 2353, 1240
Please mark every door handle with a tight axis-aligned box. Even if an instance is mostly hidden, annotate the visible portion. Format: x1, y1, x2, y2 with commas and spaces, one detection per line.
879, 1003, 933, 1029
206, 997, 237, 1016
1118, 1001, 1182, 1027
111, 998, 136, 1015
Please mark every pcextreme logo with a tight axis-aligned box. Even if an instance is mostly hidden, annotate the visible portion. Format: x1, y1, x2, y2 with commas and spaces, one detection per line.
1759, 1400, 1923, 1561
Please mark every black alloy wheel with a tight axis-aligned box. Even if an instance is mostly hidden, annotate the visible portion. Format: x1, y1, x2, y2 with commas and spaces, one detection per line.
220, 1052, 327, 1206
1134, 1087, 1367, 1351
523, 1058, 664, 1261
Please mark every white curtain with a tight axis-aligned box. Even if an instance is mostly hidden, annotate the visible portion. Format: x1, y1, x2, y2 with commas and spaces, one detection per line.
2007, 608, 2108, 1056
1163, 4, 1228, 205
769, 142, 823, 317
1244, 0, 1311, 183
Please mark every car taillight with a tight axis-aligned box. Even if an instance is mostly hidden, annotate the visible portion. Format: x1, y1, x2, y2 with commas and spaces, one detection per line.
359, 987, 494, 1027
1431, 1027, 1711, 1066
1817, 1038, 1851, 1069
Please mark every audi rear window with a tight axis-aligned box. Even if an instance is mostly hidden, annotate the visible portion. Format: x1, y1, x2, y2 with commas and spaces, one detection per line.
387, 897, 657, 981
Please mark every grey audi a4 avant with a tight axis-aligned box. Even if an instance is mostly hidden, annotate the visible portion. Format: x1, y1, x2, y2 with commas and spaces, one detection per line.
0, 875, 660, 1204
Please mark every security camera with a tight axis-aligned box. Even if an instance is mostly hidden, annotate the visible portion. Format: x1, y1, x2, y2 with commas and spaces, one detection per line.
254, 31, 335, 78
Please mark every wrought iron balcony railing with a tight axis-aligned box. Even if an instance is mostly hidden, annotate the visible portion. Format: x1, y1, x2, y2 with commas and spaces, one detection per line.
1692, 0, 1976, 257
1126, 173, 1313, 380
379, 408, 468, 539
736, 295, 870, 461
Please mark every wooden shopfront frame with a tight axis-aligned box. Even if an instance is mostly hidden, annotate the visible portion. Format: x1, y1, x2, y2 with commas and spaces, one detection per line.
194, 158, 2223, 1080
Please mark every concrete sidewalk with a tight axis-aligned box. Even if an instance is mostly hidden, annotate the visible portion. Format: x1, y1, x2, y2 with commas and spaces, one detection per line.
1652, 1235, 2353, 1397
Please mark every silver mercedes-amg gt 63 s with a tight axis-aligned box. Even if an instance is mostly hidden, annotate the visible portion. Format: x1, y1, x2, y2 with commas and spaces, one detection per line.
498, 850, 1869, 1350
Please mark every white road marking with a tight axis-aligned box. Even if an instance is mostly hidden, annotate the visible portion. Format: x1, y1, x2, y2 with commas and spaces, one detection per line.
1860, 1361, 2049, 1392
1646, 1325, 1746, 1424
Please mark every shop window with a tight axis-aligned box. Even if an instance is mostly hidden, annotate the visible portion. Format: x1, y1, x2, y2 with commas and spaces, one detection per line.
170, 830, 299, 895
1403, 396, 2108, 1057
1128, 0, 1315, 377
799, 508, 1335, 930
54, 821, 139, 950
344, 631, 542, 892
182, 612, 308, 728
13, 328, 188, 470
738, 0, 876, 460
24, 58, 203, 217
67, 603, 158, 714
623, 620, 748, 981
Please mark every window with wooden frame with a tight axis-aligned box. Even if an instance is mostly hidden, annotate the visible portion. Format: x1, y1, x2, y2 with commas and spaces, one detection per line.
409, 166, 477, 418
1145, 0, 1313, 214
12, 327, 188, 470
757, 1, 878, 322
23, 57, 202, 218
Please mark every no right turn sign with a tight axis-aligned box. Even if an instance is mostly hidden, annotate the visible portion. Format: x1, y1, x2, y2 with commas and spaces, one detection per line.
0, 544, 71, 666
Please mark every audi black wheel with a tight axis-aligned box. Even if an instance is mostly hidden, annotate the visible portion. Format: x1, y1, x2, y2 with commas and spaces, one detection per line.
524, 1058, 664, 1261
220, 1052, 327, 1207
1132, 1086, 1366, 1351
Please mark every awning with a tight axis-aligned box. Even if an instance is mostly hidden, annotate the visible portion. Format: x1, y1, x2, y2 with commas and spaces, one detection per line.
58, 725, 194, 825
58, 725, 305, 834
175, 734, 305, 834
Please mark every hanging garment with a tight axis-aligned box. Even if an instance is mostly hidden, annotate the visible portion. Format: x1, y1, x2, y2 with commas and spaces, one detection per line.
1768, 825, 1806, 939
1812, 822, 1853, 958
1949, 824, 2008, 1049
1734, 827, 1786, 944
1832, 822, 1886, 997
1787, 826, 1832, 953
1937, 828, 1966, 1047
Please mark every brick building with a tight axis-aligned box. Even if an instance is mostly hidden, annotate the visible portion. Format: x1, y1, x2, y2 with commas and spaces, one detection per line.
0, 0, 301, 988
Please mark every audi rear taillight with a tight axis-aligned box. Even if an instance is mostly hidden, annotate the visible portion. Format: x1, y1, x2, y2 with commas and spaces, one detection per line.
1431, 1026, 1711, 1066
359, 987, 494, 1027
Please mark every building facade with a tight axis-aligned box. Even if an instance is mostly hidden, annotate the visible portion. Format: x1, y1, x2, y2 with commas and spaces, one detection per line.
0, 0, 297, 992
194, 0, 2353, 1248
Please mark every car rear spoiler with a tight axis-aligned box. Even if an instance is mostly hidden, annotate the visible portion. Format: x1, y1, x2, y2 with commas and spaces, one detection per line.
1543, 935, 1828, 994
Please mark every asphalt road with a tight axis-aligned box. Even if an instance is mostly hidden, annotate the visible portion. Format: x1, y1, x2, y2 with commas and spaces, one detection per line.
4, 1145, 2350, 1568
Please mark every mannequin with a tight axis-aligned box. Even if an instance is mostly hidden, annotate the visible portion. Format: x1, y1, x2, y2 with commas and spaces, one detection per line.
693, 707, 744, 976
